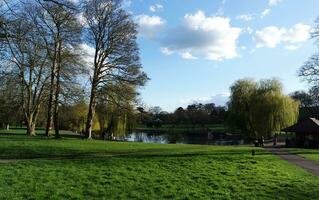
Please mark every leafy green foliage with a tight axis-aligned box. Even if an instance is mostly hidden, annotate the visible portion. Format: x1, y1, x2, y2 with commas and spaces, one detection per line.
59, 102, 88, 132
228, 79, 299, 138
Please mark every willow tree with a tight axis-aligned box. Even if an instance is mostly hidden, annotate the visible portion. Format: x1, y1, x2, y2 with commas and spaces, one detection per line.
96, 82, 137, 139
83, 0, 148, 139
228, 78, 299, 138
227, 79, 258, 136
250, 79, 299, 138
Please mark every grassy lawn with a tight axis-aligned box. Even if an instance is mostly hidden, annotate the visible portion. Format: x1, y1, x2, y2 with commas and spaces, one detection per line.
0, 130, 319, 199
286, 148, 319, 164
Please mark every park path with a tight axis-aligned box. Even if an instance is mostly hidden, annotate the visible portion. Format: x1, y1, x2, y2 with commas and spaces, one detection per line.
266, 147, 319, 176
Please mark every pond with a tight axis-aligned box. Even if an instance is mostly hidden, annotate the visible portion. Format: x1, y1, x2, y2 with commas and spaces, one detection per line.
118, 131, 245, 145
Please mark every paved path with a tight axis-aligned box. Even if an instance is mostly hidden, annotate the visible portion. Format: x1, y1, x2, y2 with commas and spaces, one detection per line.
266, 147, 319, 176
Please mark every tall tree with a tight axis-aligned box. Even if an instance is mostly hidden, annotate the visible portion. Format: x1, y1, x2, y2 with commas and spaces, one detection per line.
227, 79, 257, 136
83, 0, 148, 139
299, 17, 319, 101
36, 0, 82, 137
228, 78, 299, 138
0, 1, 50, 135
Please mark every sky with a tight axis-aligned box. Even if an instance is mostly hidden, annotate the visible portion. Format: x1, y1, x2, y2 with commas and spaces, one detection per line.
123, 0, 319, 111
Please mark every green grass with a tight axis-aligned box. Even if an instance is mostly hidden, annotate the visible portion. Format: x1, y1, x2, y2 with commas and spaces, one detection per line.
0, 128, 72, 135
0, 128, 34, 135
0, 129, 319, 199
286, 148, 319, 164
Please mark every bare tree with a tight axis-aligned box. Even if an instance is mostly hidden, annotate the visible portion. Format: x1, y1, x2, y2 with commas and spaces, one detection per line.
83, 0, 148, 138
299, 17, 319, 100
36, 0, 83, 137
0, 2, 50, 135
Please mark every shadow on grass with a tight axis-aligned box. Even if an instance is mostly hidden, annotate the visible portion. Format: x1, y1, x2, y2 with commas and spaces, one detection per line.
287, 150, 319, 155
0, 145, 272, 162
0, 132, 275, 162
0, 132, 82, 140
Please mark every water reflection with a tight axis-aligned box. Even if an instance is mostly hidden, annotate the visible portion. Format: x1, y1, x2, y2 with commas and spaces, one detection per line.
126, 132, 168, 144
120, 131, 245, 145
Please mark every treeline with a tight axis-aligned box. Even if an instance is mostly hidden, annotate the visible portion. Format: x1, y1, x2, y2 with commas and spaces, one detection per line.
136, 103, 227, 128
137, 79, 301, 140
0, 0, 147, 138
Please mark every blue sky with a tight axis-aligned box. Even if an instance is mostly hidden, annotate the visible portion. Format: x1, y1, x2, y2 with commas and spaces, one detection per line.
124, 0, 319, 111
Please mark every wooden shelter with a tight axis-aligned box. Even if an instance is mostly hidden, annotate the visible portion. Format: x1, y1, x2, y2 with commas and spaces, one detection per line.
282, 118, 319, 148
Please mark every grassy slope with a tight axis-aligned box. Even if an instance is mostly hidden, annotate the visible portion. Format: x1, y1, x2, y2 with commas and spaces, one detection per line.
0, 131, 318, 199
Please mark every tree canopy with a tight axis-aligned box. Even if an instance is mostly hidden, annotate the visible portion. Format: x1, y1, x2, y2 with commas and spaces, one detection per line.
0, 0, 148, 137
228, 78, 299, 138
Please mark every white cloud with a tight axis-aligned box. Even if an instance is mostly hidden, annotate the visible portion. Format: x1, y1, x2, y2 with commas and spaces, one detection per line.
285, 44, 301, 50
180, 97, 210, 105
244, 27, 253, 34
149, 4, 163, 12
161, 11, 241, 61
261, 9, 270, 18
269, 0, 282, 6
255, 23, 311, 48
161, 47, 174, 55
76, 12, 87, 27
180, 52, 198, 60
79, 43, 95, 70
236, 14, 254, 21
249, 48, 256, 54
282, 23, 311, 42
179, 93, 230, 107
80, 43, 95, 58
215, 7, 224, 16
256, 26, 285, 48
260, 0, 282, 20
135, 15, 166, 39
67, 0, 78, 3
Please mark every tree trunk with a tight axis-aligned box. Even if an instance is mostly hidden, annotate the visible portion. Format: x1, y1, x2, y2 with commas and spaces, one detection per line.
26, 116, 36, 136
45, 94, 54, 136
53, 40, 62, 139
6, 124, 9, 131
45, 40, 58, 137
53, 90, 60, 138
53, 84, 60, 138
85, 96, 95, 139
45, 61, 56, 137
85, 84, 97, 139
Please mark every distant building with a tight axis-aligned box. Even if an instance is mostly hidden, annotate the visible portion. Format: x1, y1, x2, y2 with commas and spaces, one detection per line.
282, 118, 319, 148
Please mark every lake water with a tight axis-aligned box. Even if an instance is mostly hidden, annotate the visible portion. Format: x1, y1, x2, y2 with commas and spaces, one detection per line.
120, 131, 245, 145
